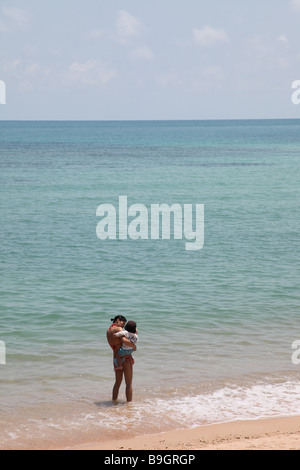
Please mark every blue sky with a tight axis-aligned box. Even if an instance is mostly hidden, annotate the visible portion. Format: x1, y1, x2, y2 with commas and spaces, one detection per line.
1, 0, 300, 120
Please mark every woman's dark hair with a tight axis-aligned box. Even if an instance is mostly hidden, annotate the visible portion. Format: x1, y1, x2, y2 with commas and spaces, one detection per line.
125, 320, 137, 333
111, 315, 127, 323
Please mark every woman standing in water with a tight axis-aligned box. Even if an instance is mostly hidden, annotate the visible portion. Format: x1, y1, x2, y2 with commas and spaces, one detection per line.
106, 315, 137, 402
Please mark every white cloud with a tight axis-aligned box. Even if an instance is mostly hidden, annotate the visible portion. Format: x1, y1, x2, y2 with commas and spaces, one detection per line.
290, 0, 300, 11
0, 20, 7, 32
24, 63, 50, 77
130, 46, 154, 61
156, 70, 183, 88
67, 59, 117, 86
245, 34, 293, 74
3, 7, 29, 23
88, 29, 106, 39
277, 34, 288, 45
0, 6, 30, 32
193, 25, 229, 47
156, 65, 225, 93
0, 58, 21, 76
116, 10, 144, 42
69, 60, 97, 74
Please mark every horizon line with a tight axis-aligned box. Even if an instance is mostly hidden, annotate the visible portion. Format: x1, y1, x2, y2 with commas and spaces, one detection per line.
1, 117, 300, 122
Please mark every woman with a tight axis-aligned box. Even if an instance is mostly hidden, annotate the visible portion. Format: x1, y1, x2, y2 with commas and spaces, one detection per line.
106, 315, 137, 402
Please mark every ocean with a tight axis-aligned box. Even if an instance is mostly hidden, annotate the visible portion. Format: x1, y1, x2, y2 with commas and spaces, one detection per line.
0, 119, 299, 449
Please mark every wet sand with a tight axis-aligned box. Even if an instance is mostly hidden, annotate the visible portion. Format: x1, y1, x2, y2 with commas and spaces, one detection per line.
66, 415, 300, 450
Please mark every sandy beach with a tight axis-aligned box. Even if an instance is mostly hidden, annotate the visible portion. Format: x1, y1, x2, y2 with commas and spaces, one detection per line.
67, 415, 300, 450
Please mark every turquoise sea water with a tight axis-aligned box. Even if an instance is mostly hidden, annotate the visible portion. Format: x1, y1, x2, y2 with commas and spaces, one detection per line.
0, 120, 300, 449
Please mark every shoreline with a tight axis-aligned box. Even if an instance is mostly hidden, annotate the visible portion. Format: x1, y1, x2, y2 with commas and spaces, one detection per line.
65, 415, 300, 450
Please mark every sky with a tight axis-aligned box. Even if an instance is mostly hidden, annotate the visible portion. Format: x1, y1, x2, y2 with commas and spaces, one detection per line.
1, 0, 300, 120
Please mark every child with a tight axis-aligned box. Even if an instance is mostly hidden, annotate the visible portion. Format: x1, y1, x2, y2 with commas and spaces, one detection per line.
113, 320, 138, 371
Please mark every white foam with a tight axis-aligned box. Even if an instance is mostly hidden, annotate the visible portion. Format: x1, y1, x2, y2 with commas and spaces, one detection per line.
140, 380, 300, 428
88, 379, 300, 432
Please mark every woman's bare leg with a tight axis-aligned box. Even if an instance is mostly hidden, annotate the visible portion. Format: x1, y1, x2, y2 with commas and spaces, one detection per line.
112, 369, 123, 401
122, 360, 133, 402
